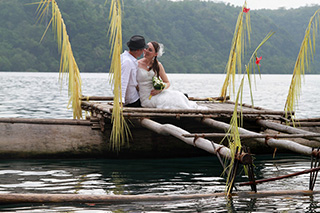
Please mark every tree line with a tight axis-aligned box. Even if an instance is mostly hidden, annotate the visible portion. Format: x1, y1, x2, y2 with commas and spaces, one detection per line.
0, 0, 320, 74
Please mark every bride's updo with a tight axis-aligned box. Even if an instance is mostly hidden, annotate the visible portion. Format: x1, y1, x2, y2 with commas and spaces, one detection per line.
149, 41, 161, 77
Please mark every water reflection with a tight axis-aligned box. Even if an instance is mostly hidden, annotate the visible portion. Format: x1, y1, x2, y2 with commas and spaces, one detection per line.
0, 155, 319, 211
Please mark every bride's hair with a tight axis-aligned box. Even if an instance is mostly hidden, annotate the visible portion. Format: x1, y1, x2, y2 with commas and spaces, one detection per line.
149, 41, 160, 77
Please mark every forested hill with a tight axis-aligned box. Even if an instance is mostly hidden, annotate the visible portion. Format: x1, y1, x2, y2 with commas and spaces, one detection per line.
1, 0, 320, 73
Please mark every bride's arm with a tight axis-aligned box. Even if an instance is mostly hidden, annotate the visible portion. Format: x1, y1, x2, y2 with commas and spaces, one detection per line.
158, 63, 170, 89
150, 62, 170, 96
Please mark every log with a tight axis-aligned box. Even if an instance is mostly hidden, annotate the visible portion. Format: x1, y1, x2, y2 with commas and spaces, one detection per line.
182, 133, 320, 139
140, 118, 232, 159
0, 118, 90, 126
198, 118, 314, 156
1, 191, 320, 204
257, 119, 320, 143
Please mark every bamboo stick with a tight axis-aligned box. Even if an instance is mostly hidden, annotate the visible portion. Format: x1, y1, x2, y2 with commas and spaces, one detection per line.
239, 166, 320, 186
81, 96, 114, 101
120, 113, 274, 119
294, 118, 320, 122
140, 118, 232, 159
256, 119, 320, 143
198, 118, 314, 156
121, 107, 290, 116
81, 101, 292, 119
225, 100, 266, 111
0, 118, 90, 126
0, 190, 319, 204
182, 133, 320, 139
188, 96, 230, 101
81, 96, 229, 102
289, 122, 320, 127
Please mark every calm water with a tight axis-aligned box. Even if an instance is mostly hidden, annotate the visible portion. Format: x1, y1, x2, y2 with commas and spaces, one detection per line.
1, 72, 320, 212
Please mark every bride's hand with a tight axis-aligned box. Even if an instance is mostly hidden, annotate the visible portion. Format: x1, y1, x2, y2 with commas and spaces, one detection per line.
150, 89, 162, 96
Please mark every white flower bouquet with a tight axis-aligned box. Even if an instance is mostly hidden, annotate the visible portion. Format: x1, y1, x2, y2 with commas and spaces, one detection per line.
149, 76, 166, 99
152, 76, 166, 90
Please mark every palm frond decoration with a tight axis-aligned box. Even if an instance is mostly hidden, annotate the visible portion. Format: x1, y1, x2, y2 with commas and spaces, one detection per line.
225, 76, 244, 195
284, 8, 320, 120
245, 31, 275, 106
220, 1, 251, 100
35, 0, 82, 119
107, 0, 131, 151
224, 31, 274, 196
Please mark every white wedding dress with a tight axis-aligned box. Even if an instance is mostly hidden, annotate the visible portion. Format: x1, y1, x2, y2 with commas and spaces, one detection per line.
137, 68, 206, 109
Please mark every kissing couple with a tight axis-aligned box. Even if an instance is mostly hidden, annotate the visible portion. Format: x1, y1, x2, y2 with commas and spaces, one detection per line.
120, 35, 206, 109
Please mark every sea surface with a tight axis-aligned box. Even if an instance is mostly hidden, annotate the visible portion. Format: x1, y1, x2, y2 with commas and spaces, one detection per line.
0, 72, 320, 212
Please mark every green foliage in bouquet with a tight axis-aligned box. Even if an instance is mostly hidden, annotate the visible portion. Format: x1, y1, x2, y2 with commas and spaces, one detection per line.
152, 76, 166, 90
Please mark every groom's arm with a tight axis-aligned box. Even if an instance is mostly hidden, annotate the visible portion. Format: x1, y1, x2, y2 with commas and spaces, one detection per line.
121, 60, 131, 104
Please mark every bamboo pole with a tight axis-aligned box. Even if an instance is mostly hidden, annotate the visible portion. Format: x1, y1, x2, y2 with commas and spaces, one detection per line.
256, 119, 320, 143
198, 118, 314, 156
182, 133, 320, 139
81, 101, 289, 120
139, 118, 232, 159
120, 113, 274, 119
81, 96, 114, 101
239, 166, 320, 186
289, 122, 320, 127
81, 96, 229, 102
121, 108, 290, 116
0, 118, 90, 126
294, 118, 320, 122
0, 191, 320, 204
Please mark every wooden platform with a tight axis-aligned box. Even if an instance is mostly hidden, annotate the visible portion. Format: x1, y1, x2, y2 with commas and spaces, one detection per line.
1, 97, 319, 159
81, 97, 320, 159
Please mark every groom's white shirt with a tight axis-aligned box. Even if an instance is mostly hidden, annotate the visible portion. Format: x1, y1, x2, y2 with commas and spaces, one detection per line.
121, 50, 140, 105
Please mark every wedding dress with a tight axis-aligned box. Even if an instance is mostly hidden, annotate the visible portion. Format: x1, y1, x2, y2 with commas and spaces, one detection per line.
136, 68, 206, 109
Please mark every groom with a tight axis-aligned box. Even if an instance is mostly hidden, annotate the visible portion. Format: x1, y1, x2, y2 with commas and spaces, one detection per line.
121, 35, 148, 107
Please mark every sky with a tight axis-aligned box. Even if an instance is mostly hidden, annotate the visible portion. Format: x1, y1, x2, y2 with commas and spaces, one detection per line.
211, 0, 320, 10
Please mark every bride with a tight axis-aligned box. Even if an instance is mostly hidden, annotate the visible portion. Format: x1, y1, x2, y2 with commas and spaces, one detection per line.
137, 41, 206, 109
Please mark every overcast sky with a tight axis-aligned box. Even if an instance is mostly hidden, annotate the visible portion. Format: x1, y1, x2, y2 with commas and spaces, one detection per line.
211, 0, 320, 10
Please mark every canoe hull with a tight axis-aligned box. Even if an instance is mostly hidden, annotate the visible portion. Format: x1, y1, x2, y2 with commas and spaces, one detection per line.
0, 118, 209, 159
1, 117, 319, 159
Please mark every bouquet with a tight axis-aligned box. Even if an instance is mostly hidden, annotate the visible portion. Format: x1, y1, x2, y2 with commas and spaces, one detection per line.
152, 76, 166, 90
149, 76, 166, 99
